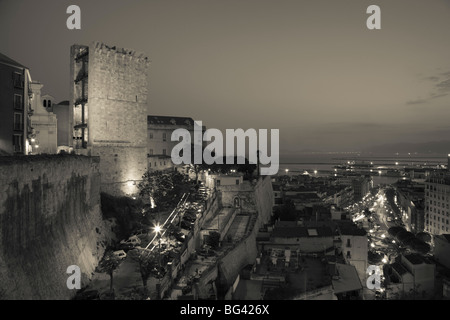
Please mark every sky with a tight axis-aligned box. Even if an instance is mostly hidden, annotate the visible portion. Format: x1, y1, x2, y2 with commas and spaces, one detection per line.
1, 0, 450, 160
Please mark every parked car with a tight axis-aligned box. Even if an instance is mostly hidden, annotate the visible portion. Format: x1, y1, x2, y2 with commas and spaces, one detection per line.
113, 250, 127, 260
120, 235, 141, 246
181, 220, 194, 230
174, 232, 186, 243
114, 250, 127, 259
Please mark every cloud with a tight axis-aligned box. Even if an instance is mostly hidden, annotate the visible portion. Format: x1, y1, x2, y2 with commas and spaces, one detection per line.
437, 78, 450, 92
406, 98, 427, 105
423, 76, 440, 82
430, 93, 448, 99
406, 70, 450, 105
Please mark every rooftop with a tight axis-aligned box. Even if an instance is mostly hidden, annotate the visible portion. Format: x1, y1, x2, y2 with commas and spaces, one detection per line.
272, 226, 333, 238
147, 115, 195, 127
336, 221, 367, 237
403, 253, 431, 265
0, 52, 26, 69
331, 263, 363, 294
391, 262, 408, 276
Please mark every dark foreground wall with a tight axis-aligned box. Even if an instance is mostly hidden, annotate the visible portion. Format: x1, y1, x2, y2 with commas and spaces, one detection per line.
0, 155, 110, 299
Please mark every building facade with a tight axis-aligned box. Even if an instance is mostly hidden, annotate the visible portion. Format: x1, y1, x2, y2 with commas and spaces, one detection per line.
70, 42, 150, 196
0, 52, 34, 155
335, 221, 368, 281
424, 171, 450, 235
147, 115, 197, 172
395, 180, 425, 234
434, 234, 450, 270
29, 82, 57, 154
352, 175, 372, 202
46, 100, 71, 148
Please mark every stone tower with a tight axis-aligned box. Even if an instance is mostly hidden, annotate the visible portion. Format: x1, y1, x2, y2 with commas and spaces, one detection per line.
70, 41, 150, 196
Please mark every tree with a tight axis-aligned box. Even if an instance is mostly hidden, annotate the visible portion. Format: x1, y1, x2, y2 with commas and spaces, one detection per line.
97, 250, 122, 295
138, 170, 187, 210
130, 249, 160, 294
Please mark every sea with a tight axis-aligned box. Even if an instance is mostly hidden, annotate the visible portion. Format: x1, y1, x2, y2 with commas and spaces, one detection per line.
277, 152, 449, 185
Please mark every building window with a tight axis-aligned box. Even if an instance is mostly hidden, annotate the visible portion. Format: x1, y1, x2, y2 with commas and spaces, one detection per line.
149, 162, 152, 167
346, 239, 351, 248
216, 180, 221, 186
154, 162, 157, 167
163, 149, 166, 155
149, 149, 153, 155
13, 134, 22, 152
48, 100, 51, 108
43, 100, 47, 107
149, 132, 153, 139
14, 113, 23, 131
346, 251, 351, 259
163, 133, 167, 141
236, 179, 240, 185
13, 72, 23, 88
14, 94, 23, 109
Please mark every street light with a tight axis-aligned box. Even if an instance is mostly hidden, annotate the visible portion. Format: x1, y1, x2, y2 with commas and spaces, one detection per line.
153, 224, 162, 298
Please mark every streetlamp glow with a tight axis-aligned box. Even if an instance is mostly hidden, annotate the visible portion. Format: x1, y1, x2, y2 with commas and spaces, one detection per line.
154, 224, 162, 234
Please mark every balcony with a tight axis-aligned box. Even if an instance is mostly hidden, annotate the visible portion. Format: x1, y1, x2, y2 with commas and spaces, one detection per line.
75, 48, 89, 62
74, 123, 87, 130
74, 72, 88, 84
74, 97, 88, 106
